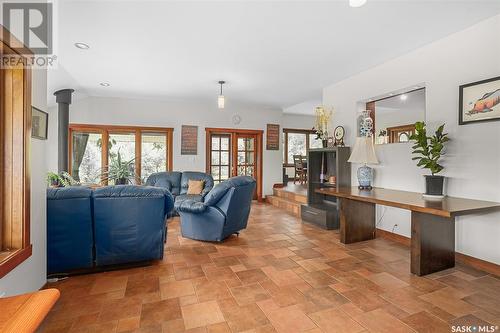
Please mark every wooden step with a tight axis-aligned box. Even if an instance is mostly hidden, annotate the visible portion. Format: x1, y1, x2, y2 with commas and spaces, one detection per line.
273, 187, 307, 204
267, 195, 302, 217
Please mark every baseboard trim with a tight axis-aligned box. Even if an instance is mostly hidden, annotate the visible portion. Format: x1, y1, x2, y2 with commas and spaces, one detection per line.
375, 228, 499, 277
376, 228, 410, 247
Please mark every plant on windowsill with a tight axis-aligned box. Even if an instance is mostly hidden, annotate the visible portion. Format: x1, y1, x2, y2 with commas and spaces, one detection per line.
409, 121, 449, 198
102, 150, 137, 185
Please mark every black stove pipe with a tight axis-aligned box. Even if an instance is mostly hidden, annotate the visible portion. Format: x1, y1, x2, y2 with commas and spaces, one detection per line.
53, 89, 74, 173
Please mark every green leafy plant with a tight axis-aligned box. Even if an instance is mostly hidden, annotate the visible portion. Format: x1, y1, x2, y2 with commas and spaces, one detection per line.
103, 150, 137, 185
46, 172, 61, 187
409, 122, 449, 175
46, 171, 79, 187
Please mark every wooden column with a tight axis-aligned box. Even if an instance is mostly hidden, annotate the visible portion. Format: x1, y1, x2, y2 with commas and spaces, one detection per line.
411, 212, 455, 276
340, 198, 376, 244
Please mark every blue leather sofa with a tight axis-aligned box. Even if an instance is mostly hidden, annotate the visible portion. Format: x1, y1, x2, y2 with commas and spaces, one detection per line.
175, 176, 256, 242
145, 171, 214, 215
47, 185, 174, 275
47, 187, 94, 274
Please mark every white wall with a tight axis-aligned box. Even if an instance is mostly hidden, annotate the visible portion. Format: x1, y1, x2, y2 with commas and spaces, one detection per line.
47, 97, 316, 196
0, 67, 48, 296
283, 99, 321, 116
323, 15, 500, 264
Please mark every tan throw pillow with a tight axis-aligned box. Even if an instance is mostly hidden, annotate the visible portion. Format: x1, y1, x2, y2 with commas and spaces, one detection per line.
187, 180, 205, 195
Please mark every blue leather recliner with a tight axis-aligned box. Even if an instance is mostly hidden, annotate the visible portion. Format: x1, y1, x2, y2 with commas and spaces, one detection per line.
175, 176, 256, 242
47, 185, 174, 274
145, 171, 214, 215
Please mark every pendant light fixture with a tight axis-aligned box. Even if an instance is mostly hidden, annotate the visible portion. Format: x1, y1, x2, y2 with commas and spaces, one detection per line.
218, 80, 226, 109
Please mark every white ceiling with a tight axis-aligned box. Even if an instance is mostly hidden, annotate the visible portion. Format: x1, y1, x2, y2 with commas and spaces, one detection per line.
48, 0, 500, 110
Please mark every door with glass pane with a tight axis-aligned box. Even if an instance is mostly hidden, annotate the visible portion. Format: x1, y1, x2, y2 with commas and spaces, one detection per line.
206, 129, 262, 200
234, 135, 257, 178
234, 134, 257, 199
210, 134, 231, 184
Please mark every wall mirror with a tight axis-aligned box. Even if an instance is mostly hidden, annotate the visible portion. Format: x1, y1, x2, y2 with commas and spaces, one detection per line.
366, 87, 426, 145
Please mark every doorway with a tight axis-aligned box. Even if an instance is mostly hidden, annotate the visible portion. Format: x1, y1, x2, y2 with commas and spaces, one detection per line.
205, 128, 263, 201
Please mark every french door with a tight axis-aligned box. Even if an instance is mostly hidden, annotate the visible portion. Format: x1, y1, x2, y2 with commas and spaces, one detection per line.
206, 128, 263, 201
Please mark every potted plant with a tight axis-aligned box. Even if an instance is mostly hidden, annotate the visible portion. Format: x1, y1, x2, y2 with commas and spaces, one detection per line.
103, 150, 136, 185
410, 121, 449, 197
46, 172, 62, 187
46, 171, 79, 187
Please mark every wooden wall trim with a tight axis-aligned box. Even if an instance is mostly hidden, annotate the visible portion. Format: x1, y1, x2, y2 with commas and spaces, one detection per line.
376, 228, 500, 277
0, 27, 32, 277
0, 246, 32, 279
70, 123, 174, 132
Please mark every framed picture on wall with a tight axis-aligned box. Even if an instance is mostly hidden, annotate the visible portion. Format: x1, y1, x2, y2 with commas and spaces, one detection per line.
459, 76, 500, 125
31, 107, 48, 140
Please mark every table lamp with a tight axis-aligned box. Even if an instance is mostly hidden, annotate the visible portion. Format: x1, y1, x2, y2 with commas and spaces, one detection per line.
348, 136, 379, 190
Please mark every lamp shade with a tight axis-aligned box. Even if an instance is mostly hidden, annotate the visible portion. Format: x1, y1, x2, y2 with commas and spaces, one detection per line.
348, 136, 379, 164
218, 95, 225, 109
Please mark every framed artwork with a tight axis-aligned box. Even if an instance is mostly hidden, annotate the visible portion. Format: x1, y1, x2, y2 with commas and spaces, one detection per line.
31, 107, 48, 140
459, 76, 500, 125
181, 125, 198, 155
266, 124, 280, 150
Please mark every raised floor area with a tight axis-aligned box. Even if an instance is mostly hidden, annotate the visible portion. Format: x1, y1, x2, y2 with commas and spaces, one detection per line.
267, 184, 307, 217
41, 203, 499, 332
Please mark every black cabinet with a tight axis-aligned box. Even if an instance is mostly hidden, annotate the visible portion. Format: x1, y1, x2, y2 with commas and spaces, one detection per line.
301, 147, 350, 230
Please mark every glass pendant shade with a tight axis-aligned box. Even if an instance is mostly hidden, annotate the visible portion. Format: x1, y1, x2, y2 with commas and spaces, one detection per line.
218, 95, 225, 109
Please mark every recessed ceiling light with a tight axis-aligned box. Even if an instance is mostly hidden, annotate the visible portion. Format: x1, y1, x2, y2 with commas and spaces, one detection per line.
99, 82, 110, 87
349, 0, 367, 8
400, 94, 408, 101
74, 42, 90, 50
389, 93, 394, 96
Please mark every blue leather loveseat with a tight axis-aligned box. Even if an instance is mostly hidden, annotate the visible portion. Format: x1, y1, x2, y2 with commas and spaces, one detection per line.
47, 185, 174, 275
145, 171, 214, 215
175, 176, 256, 242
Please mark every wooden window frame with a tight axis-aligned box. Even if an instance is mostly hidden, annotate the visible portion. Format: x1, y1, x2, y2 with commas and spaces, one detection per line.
282, 128, 317, 167
69, 124, 174, 185
205, 128, 263, 202
0, 26, 33, 278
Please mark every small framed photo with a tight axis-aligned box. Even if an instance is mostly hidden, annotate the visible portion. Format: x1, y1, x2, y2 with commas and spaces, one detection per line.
459, 76, 500, 125
31, 107, 48, 140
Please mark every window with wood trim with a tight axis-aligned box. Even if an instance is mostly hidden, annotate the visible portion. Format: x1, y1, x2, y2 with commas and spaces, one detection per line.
0, 31, 33, 278
69, 124, 174, 185
282, 128, 322, 166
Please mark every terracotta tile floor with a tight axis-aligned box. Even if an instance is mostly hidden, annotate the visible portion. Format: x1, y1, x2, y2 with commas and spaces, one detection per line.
41, 203, 500, 333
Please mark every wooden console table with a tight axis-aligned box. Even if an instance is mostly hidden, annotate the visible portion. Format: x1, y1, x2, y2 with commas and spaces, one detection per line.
315, 187, 500, 276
